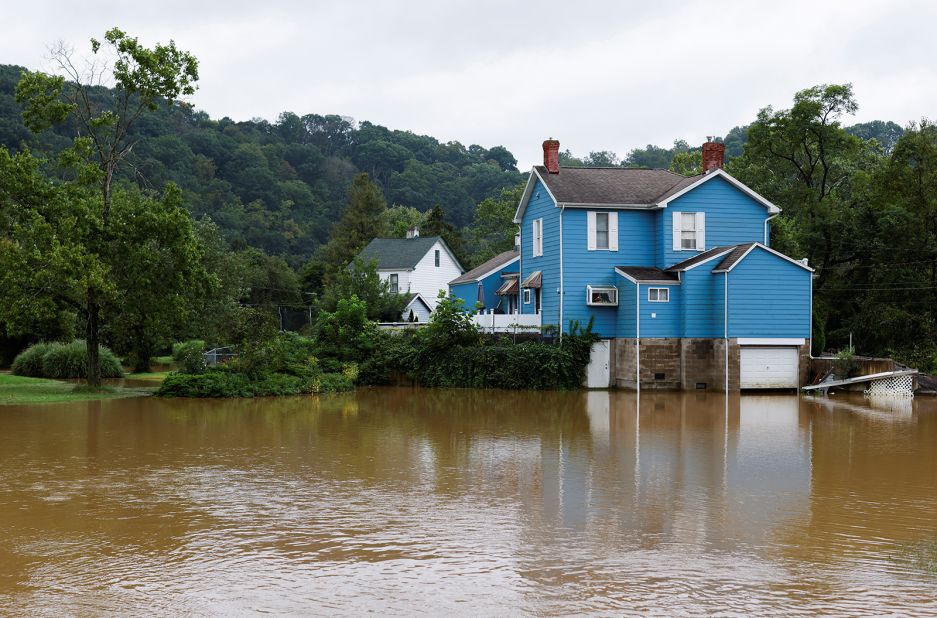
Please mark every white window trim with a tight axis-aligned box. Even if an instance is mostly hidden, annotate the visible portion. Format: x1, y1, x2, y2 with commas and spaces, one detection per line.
523, 288, 531, 304
586, 285, 619, 307
434, 249, 440, 267
648, 287, 670, 302
389, 273, 399, 294
587, 211, 618, 251
672, 211, 705, 251
532, 218, 544, 257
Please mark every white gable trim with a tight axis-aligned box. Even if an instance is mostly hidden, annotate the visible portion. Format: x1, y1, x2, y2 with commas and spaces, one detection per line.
657, 169, 781, 214
405, 293, 433, 312
513, 167, 558, 223
712, 243, 815, 273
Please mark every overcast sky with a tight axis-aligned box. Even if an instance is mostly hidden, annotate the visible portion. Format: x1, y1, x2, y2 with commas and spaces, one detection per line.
4, 0, 935, 168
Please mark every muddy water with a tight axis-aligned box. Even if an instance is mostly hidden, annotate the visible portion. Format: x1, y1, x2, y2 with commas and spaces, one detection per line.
0, 389, 935, 616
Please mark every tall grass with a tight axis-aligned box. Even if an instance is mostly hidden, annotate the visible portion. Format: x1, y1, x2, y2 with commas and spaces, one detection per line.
11, 341, 124, 379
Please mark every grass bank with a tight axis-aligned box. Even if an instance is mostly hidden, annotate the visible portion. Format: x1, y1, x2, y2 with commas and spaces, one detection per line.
0, 373, 151, 405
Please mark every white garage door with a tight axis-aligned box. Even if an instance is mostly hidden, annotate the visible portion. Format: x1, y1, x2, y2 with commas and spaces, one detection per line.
740, 346, 799, 389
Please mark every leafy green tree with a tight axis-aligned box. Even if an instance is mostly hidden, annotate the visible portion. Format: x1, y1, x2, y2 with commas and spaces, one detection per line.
669, 150, 702, 175
422, 204, 466, 265
104, 185, 210, 372
319, 257, 407, 322
464, 182, 522, 266
383, 204, 426, 237
302, 172, 388, 288
14, 28, 198, 386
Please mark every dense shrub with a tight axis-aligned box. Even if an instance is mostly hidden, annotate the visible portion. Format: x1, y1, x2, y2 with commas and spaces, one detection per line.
357, 317, 597, 390
11, 341, 124, 379
172, 340, 206, 362
10, 342, 55, 377
156, 366, 352, 398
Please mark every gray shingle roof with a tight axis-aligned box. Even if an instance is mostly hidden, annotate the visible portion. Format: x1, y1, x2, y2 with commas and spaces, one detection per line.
666, 246, 736, 271
534, 165, 693, 206
616, 266, 680, 282
355, 236, 453, 270
714, 243, 758, 271
449, 250, 519, 285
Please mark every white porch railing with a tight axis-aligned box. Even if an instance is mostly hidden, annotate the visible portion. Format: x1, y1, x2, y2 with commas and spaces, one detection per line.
470, 312, 541, 333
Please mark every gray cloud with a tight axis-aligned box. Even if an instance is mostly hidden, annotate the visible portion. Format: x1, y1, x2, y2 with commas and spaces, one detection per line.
3, 0, 934, 167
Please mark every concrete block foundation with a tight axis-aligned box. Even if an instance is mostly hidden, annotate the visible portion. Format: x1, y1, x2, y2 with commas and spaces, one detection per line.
614, 337, 810, 392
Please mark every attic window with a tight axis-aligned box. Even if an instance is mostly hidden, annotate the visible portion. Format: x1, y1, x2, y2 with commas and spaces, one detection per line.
435, 249, 440, 267
587, 285, 618, 306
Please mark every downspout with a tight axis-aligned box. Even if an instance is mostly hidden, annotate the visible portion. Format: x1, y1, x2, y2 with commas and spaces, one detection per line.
764, 213, 779, 246
724, 271, 729, 393
636, 282, 641, 395
559, 205, 565, 340
809, 272, 814, 358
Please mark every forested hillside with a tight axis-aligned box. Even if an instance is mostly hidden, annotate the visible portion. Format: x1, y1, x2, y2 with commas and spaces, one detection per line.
0, 63, 524, 267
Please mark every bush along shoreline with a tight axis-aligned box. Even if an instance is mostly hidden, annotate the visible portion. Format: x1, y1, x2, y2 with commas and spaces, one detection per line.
12, 341, 124, 380
155, 295, 597, 399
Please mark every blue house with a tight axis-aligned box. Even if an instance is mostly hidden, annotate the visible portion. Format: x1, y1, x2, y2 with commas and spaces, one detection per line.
514, 139, 813, 391
448, 249, 520, 313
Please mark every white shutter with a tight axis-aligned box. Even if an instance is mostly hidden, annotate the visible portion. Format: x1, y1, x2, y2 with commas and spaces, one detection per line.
531, 220, 536, 256
672, 211, 681, 250
695, 212, 706, 250
587, 212, 597, 251
608, 211, 619, 251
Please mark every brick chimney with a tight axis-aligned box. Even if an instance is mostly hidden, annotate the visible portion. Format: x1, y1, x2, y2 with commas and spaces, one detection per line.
702, 141, 725, 173
543, 139, 560, 174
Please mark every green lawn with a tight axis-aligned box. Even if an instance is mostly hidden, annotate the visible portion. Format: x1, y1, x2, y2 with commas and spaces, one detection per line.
0, 373, 151, 405
125, 371, 171, 381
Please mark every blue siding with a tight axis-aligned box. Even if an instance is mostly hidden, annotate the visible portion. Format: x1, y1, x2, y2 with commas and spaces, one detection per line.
561, 209, 656, 337
616, 278, 637, 338
519, 180, 560, 327
637, 283, 681, 338
449, 262, 518, 312
727, 247, 811, 338
681, 262, 725, 338
659, 176, 771, 268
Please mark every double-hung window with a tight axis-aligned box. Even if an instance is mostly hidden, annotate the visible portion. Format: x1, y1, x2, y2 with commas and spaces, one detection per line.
672, 211, 705, 251
389, 273, 399, 294
588, 211, 618, 251
532, 218, 544, 257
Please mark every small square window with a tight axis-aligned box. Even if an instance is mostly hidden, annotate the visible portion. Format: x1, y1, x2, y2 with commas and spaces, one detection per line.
648, 288, 670, 302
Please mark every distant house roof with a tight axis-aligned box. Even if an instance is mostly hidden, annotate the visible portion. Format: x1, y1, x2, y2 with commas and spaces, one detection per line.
449, 250, 519, 285
355, 236, 464, 271
615, 266, 681, 284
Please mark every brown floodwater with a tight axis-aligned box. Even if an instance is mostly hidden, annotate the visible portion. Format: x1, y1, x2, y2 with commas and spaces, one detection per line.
1, 388, 936, 616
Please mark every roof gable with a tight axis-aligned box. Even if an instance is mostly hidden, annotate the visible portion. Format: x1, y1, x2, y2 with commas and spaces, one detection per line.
712, 243, 814, 273
355, 236, 464, 271
658, 169, 781, 214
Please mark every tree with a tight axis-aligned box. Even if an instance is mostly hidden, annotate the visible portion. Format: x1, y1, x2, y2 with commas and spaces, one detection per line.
383, 204, 425, 237
422, 204, 466, 265
302, 173, 388, 289
669, 150, 702, 175
319, 257, 407, 322
14, 28, 198, 386
464, 182, 522, 266
104, 185, 210, 372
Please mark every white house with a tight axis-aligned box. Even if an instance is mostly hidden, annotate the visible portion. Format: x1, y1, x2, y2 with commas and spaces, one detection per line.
355, 228, 464, 315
